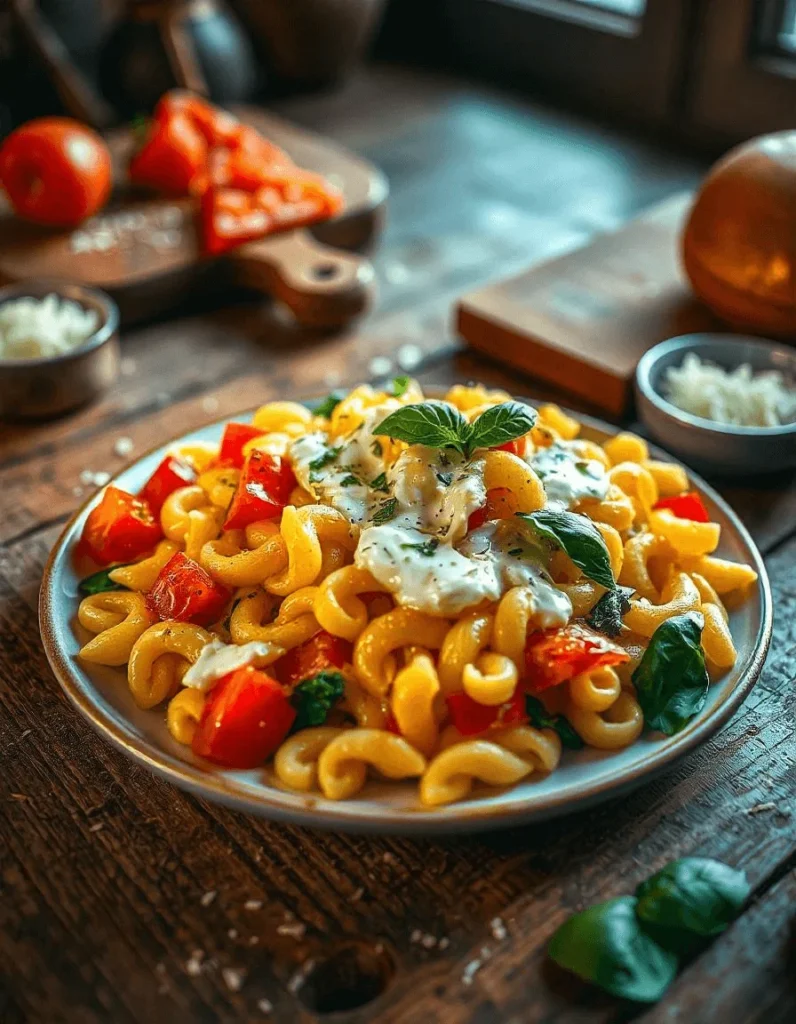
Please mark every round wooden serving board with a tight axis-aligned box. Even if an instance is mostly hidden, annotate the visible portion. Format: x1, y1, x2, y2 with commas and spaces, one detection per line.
0, 108, 388, 328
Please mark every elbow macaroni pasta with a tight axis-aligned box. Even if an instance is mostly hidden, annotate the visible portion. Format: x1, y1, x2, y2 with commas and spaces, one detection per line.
72, 381, 758, 809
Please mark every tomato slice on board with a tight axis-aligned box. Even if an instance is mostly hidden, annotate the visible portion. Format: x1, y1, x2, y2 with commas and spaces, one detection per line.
146, 552, 231, 626
223, 451, 295, 531
524, 623, 630, 693
191, 665, 296, 768
139, 455, 197, 516
217, 422, 268, 468
78, 486, 162, 566
154, 90, 241, 148
446, 686, 526, 736
653, 492, 711, 523
129, 112, 208, 196
274, 631, 352, 688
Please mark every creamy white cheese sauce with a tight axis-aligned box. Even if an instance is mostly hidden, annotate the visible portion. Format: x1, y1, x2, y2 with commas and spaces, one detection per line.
183, 639, 278, 691
529, 441, 609, 509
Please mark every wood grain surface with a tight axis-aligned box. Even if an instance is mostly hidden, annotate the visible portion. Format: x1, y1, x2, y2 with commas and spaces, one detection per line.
1, 65, 794, 1024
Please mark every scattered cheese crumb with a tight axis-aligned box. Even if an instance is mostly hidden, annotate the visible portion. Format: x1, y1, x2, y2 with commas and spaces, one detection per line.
113, 437, 134, 457
222, 967, 246, 992
277, 921, 306, 940
438, 937, 450, 951
200, 890, 217, 907
185, 951, 204, 976
88, 823, 103, 833
490, 917, 507, 941
244, 899, 263, 911
20, 729, 32, 739
665, 353, 796, 427
421, 935, 437, 950
227, 928, 238, 940
410, 929, 422, 943
462, 958, 482, 986
79, 469, 111, 488
248, 936, 259, 946
257, 998, 273, 1015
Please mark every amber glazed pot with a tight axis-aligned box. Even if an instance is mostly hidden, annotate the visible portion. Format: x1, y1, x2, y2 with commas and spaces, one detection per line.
682, 131, 796, 340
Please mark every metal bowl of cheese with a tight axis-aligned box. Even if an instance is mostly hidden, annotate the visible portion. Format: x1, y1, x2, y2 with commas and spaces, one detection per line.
0, 279, 120, 420
635, 333, 796, 475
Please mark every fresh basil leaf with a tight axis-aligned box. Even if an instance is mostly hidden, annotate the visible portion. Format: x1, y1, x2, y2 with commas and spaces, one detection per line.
308, 445, 342, 482
548, 896, 678, 1003
633, 612, 708, 735
370, 472, 389, 493
586, 585, 634, 638
371, 497, 398, 525
400, 538, 439, 557
373, 401, 471, 455
313, 390, 346, 418
635, 858, 749, 938
291, 670, 345, 731
78, 567, 128, 595
517, 509, 616, 591
525, 696, 583, 750
390, 375, 411, 397
339, 474, 360, 487
468, 401, 536, 451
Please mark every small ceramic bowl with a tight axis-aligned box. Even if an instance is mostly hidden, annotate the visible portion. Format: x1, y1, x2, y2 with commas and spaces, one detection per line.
0, 280, 120, 420
635, 334, 796, 475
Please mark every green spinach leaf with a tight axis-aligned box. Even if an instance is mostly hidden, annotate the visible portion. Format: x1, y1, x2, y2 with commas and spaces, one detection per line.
78, 567, 128, 595
291, 671, 345, 731
390, 375, 411, 397
525, 696, 583, 750
633, 612, 708, 735
586, 585, 634, 637
517, 509, 616, 591
635, 858, 749, 937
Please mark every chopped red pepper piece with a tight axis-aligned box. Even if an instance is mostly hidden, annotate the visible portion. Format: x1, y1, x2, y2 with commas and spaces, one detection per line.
653, 491, 711, 523
223, 451, 295, 531
139, 454, 197, 516
78, 485, 162, 565
191, 665, 296, 768
217, 422, 267, 468
524, 623, 630, 693
497, 437, 530, 457
275, 630, 352, 688
446, 686, 526, 736
147, 552, 231, 626
128, 112, 208, 196
467, 486, 516, 532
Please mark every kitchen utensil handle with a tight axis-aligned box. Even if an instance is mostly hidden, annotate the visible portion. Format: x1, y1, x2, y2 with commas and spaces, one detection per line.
231, 230, 376, 329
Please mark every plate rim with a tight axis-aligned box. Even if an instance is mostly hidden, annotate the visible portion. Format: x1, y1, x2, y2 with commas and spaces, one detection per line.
39, 396, 774, 835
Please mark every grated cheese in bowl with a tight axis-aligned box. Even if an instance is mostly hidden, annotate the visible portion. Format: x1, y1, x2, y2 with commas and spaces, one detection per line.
664, 352, 796, 428
0, 292, 99, 361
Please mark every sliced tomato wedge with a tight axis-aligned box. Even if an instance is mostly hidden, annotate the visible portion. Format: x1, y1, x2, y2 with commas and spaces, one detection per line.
274, 631, 351, 688
524, 623, 630, 693
147, 552, 231, 626
128, 112, 208, 196
653, 491, 710, 523
201, 186, 272, 257
217, 422, 267, 468
191, 665, 296, 768
139, 454, 197, 515
223, 451, 295, 531
446, 686, 526, 736
78, 486, 162, 565
154, 90, 240, 148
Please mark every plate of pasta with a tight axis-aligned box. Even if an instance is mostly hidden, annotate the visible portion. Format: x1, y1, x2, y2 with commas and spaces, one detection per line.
40, 381, 772, 833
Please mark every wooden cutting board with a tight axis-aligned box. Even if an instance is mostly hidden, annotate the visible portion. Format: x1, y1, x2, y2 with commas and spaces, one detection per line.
0, 108, 389, 329
456, 193, 723, 415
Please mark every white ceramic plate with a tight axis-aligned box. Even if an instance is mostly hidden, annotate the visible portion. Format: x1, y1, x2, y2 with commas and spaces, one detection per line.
39, 404, 772, 834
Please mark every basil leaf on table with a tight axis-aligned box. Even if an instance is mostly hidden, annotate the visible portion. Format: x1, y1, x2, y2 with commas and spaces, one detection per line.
635, 858, 750, 937
586, 585, 634, 637
548, 896, 678, 1003
633, 612, 708, 736
374, 401, 471, 455
525, 696, 583, 750
291, 670, 345, 731
78, 567, 128, 595
313, 390, 346, 418
467, 400, 536, 451
517, 509, 616, 591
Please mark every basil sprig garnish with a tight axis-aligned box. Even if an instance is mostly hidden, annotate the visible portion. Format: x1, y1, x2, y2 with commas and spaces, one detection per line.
517, 509, 616, 591
587, 585, 634, 637
548, 857, 749, 1003
374, 400, 536, 458
633, 612, 708, 735
78, 567, 128, 595
313, 390, 345, 418
525, 696, 583, 750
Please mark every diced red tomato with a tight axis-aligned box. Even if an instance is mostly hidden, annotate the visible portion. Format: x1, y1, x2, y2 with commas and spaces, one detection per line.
217, 422, 267, 468
446, 686, 526, 736
154, 90, 240, 148
654, 491, 711, 523
467, 487, 516, 532
78, 485, 162, 565
275, 631, 352, 688
497, 436, 530, 457
139, 455, 197, 516
223, 451, 296, 531
191, 665, 296, 768
524, 623, 630, 693
147, 552, 231, 626
128, 112, 208, 196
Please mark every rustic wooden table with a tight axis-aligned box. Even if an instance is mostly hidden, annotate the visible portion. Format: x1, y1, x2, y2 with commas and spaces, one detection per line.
1, 65, 794, 1024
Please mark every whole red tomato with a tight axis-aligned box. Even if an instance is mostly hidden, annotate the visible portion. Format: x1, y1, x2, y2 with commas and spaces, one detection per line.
0, 117, 112, 227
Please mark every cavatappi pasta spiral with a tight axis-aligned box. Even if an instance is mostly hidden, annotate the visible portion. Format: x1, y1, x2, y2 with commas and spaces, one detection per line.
71, 379, 758, 808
